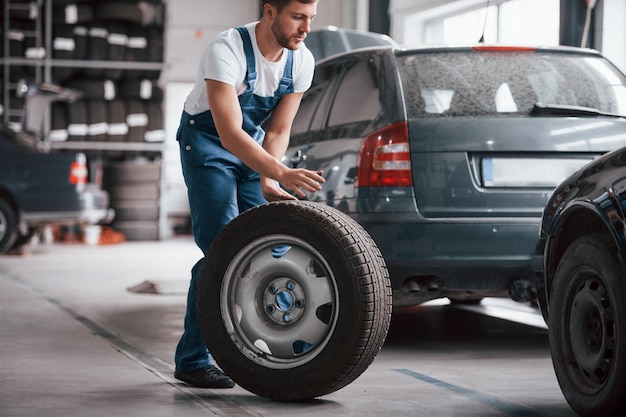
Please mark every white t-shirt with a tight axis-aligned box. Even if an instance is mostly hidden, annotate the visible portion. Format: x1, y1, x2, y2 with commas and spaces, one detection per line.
184, 21, 315, 115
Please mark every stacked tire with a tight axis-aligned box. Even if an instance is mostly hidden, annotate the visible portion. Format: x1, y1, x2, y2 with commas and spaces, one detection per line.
51, 0, 166, 241
0, 3, 34, 128
50, 1, 166, 152
2, 1, 166, 241
103, 158, 161, 241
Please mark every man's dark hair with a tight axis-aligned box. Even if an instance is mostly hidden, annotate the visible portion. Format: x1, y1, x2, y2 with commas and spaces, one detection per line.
263, 0, 316, 12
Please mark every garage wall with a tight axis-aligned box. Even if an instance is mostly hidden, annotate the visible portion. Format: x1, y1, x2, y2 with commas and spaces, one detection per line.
165, 0, 350, 83
599, 0, 626, 73
165, 0, 259, 83
390, 0, 626, 74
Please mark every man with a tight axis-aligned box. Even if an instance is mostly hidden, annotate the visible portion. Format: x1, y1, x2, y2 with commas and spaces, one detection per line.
174, 0, 324, 389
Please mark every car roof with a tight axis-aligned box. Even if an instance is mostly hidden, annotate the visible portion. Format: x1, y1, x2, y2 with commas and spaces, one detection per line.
315, 43, 603, 64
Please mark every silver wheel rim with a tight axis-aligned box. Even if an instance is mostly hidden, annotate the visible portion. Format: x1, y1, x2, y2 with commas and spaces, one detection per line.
219, 234, 339, 369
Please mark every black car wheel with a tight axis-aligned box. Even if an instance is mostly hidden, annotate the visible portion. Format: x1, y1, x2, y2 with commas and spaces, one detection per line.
0, 198, 18, 254
197, 201, 392, 401
549, 234, 626, 417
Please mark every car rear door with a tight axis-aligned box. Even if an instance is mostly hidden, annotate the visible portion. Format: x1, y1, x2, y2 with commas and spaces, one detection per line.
286, 50, 401, 212
397, 47, 626, 219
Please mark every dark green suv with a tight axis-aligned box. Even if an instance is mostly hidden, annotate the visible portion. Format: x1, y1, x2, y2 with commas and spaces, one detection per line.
285, 44, 626, 308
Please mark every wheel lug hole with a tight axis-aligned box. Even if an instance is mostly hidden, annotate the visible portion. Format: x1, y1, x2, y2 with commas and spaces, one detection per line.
269, 285, 277, 294
286, 281, 295, 290
283, 314, 291, 322
267, 305, 275, 314
295, 299, 304, 308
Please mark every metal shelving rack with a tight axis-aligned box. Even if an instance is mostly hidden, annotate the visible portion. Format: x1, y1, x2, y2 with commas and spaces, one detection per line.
1, 0, 168, 240
1, 0, 164, 150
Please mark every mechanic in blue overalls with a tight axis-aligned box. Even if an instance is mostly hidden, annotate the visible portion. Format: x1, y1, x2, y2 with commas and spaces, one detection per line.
174, 0, 323, 389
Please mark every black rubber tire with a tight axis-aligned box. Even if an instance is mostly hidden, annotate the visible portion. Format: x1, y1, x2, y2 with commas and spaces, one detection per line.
84, 26, 108, 78
53, 4, 95, 24
87, 100, 107, 142
197, 201, 392, 401
0, 198, 18, 255
67, 100, 89, 141
142, 27, 164, 79
67, 80, 117, 101
51, 25, 88, 82
106, 99, 128, 142
125, 100, 148, 142
103, 23, 128, 81
144, 100, 164, 142
9, 228, 36, 254
118, 79, 163, 100
549, 234, 626, 417
95, 3, 144, 25
103, 159, 161, 184
50, 102, 69, 142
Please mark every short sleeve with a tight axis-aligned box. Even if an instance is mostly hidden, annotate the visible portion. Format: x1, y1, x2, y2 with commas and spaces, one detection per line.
293, 45, 315, 93
203, 32, 246, 87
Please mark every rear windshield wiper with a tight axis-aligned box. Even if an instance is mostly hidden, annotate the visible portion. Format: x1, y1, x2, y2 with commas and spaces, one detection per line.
530, 102, 625, 118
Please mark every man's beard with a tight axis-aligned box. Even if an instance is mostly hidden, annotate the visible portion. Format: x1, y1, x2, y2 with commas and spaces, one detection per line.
271, 20, 301, 50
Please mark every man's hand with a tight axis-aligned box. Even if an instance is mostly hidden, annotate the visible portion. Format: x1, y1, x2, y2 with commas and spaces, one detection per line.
261, 178, 297, 202
261, 168, 324, 201
277, 168, 324, 198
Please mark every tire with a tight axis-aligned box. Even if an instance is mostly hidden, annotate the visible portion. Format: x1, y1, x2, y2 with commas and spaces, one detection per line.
106, 99, 128, 142
0, 198, 18, 255
103, 23, 128, 81
67, 100, 89, 141
87, 100, 107, 142
9, 228, 37, 254
144, 101, 165, 142
549, 234, 626, 417
50, 102, 68, 142
51, 25, 88, 82
197, 201, 392, 401
53, 4, 94, 24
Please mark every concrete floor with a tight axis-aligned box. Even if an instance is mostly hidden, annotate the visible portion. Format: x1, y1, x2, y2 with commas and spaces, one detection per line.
0, 237, 578, 417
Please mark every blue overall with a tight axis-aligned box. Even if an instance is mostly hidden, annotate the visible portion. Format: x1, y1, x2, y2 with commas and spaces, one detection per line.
174, 27, 294, 372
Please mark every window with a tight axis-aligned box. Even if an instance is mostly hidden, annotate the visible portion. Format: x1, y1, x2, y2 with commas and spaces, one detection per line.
291, 64, 338, 135
327, 57, 381, 127
425, 0, 559, 46
398, 51, 626, 118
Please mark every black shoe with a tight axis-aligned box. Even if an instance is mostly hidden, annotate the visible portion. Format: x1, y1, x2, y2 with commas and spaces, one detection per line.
174, 365, 236, 388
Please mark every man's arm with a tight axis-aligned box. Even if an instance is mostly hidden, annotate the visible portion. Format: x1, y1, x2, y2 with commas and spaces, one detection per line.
260, 92, 307, 201
206, 79, 323, 197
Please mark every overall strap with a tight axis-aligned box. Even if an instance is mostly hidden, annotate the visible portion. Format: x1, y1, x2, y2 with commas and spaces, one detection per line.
235, 26, 256, 93
276, 50, 294, 96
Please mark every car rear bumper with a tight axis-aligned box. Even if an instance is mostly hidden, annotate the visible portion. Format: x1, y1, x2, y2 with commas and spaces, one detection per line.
356, 215, 542, 305
20, 185, 114, 228
23, 208, 115, 226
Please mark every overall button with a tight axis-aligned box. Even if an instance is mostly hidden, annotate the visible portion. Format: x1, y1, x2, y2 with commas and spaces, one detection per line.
189, 119, 195, 125
185, 145, 191, 151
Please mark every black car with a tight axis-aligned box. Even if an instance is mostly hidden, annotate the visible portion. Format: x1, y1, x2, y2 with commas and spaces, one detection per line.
533, 146, 626, 417
0, 83, 112, 254
284, 44, 626, 308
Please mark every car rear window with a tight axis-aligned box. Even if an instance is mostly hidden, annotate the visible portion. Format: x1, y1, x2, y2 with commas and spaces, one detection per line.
398, 50, 626, 118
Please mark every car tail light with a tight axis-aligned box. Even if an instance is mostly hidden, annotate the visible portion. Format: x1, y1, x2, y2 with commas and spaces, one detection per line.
70, 153, 88, 187
357, 122, 412, 187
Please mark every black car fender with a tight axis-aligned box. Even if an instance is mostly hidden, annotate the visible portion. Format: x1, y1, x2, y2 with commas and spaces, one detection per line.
542, 193, 626, 314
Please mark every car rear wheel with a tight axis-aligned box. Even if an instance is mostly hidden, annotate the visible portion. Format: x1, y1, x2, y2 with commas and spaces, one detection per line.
549, 234, 626, 417
197, 201, 392, 401
0, 198, 18, 254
